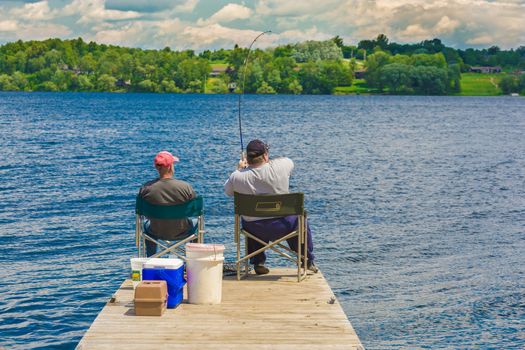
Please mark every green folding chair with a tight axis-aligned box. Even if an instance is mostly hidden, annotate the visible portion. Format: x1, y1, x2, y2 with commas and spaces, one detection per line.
135, 195, 204, 261
234, 192, 308, 282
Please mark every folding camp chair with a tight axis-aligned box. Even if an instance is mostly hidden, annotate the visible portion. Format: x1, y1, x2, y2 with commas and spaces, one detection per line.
135, 195, 204, 261
234, 192, 307, 282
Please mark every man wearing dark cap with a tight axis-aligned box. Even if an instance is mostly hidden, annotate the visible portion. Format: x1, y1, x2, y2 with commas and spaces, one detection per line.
138, 151, 196, 256
224, 140, 317, 275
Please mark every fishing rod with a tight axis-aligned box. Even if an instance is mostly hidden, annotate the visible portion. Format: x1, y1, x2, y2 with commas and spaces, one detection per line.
237, 30, 271, 157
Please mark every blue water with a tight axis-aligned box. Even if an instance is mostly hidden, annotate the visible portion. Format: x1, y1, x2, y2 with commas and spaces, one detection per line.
0, 92, 524, 349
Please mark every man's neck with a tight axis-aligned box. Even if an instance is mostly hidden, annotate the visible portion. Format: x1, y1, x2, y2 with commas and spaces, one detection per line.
249, 160, 269, 169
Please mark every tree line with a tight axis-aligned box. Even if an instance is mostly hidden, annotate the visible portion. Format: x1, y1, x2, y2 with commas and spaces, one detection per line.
339, 34, 525, 70
0, 36, 523, 95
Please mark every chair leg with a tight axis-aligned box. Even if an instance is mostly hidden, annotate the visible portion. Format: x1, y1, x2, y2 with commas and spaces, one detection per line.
235, 215, 241, 281
244, 234, 249, 279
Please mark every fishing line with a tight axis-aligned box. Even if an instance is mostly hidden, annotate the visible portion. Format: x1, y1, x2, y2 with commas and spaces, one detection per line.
237, 30, 271, 156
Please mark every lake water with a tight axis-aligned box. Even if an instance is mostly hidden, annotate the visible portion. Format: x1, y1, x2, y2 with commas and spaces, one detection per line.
0, 92, 524, 349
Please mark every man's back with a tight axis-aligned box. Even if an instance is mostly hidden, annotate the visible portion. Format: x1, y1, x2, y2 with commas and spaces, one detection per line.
224, 157, 294, 196
139, 178, 195, 239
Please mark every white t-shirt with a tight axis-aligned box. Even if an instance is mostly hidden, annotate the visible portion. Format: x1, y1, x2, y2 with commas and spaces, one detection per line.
224, 157, 294, 221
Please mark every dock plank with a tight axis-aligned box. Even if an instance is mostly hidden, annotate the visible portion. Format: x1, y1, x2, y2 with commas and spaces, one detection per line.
77, 269, 363, 349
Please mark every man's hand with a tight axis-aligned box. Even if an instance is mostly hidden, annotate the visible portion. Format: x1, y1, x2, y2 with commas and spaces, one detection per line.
237, 158, 248, 170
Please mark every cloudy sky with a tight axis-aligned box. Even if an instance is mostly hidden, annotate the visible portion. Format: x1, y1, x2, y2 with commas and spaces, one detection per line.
0, 0, 524, 50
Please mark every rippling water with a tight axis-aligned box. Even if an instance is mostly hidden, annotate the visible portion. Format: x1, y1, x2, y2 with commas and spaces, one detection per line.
0, 92, 524, 349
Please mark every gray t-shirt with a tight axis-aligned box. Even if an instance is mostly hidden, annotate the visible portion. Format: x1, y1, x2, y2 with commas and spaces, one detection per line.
138, 178, 196, 240
224, 157, 294, 221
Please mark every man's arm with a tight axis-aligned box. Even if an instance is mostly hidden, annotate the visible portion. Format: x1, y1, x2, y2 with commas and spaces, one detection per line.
224, 175, 235, 197
273, 157, 294, 176
224, 157, 247, 197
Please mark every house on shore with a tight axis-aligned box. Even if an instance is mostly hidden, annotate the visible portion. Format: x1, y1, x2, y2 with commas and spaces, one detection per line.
354, 69, 366, 79
210, 66, 229, 77
470, 66, 502, 73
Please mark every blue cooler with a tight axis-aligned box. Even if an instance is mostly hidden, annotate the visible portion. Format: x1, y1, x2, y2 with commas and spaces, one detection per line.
142, 258, 185, 308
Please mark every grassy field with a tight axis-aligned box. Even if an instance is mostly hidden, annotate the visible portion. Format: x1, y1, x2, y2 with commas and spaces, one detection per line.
210, 62, 228, 69
334, 79, 378, 94
457, 73, 502, 96
335, 73, 505, 96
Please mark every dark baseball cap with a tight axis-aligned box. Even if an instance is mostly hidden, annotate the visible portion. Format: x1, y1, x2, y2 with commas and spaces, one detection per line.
246, 139, 269, 157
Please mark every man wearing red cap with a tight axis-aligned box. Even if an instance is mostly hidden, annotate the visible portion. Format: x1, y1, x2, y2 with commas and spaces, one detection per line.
138, 151, 196, 256
224, 140, 317, 275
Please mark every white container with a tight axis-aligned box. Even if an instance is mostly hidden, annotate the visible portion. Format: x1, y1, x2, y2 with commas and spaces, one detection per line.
186, 243, 225, 304
130, 258, 149, 289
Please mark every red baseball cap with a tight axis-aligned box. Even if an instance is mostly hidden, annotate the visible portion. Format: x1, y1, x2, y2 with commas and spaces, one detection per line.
154, 151, 179, 167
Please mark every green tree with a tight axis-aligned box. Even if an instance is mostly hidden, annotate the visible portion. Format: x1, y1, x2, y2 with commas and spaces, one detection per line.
364, 51, 391, 90
291, 40, 343, 62
332, 35, 344, 48
27, 56, 45, 73
380, 63, 412, 93
320, 60, 353, 87
518, 74, 525, 94
37, 81, 59, 91
499, 75, 517, 94
174, 58, 209, 90
410, 66, 448, 94
207, 79, 228, 93
410, 53, 447, 68
298, 61, 340, 94
76, 75, 94, 91
79, 53, 97, 73
288, 79, 303, 94
137, 79, 159, 92
96, 74, 117, 91
256, 81, 276, 94
447, 63, 461, 93
12, 71, 29, 90
376, 34, 389, 51
161, 79, 181, 93
188, 79, 203, 93
0, 74, 16, 90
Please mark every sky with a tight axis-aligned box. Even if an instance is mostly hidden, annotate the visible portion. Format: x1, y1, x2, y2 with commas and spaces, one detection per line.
0, 0, 524, 51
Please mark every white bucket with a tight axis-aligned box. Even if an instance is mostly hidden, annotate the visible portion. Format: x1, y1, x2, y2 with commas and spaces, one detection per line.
186, 243, 225, 304
130, 257, 149, 289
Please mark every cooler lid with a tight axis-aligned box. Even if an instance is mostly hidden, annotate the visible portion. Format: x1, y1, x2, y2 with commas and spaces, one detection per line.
186, 243, 225, 253
143, 258, 184, 269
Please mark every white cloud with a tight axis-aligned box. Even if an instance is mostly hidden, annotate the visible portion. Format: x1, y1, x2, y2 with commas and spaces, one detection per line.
1, 0, 524, 49
92, 22, 146, 47
398, 24, 429, 41
0, 20, 18, 32
434, 16, 460, 34
14, 23, 71, 40
278, 27, 332, 43
174, 0, 199, 13
466, 35, 495, 45
255, 1, 340, 17
181, 23, 276, 48
62, 0, 142, 24
11, 1, 55, 21
156, 19, 185, 38
208, 3, 252, 24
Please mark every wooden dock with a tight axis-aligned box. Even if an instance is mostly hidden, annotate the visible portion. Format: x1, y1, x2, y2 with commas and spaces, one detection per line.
77, 268, 363, 349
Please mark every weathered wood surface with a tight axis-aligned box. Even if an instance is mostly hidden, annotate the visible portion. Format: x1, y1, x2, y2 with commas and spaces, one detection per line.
77, 269, 363, 349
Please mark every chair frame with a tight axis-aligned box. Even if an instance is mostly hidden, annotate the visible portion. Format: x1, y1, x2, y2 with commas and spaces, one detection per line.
135, 195, 204, 261
234, 192, 307, 282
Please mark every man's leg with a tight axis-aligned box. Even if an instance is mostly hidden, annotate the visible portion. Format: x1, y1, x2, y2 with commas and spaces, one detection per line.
283, 216, 315, 264
242, 216, 313, 266
241, 219, 269, 266
143, 220, 157, 257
